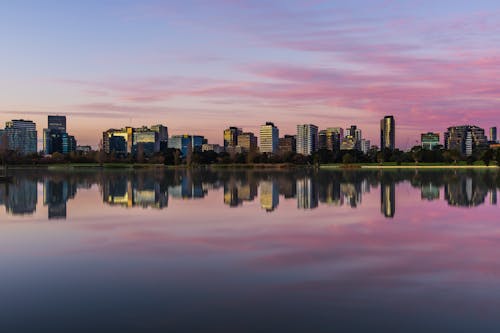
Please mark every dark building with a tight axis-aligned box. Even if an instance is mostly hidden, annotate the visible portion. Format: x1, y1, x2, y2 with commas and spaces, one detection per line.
48, 115, 66, 132
224, 127, 242, 149
43, 115, 77, 155
380, 116, 395, 151
278, 135, 296, 153
490, 127, 498, 143
444, 125, 487, 156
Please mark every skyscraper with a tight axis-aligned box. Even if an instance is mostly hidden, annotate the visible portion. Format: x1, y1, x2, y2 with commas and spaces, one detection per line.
490, 127, 498, 143
296, 124, 318, 155
259, 122, 279, 154
237, 132, 258, 152
48, 115, 66, 132
380, 116, 395, 151
223, 127, 242, 148
151, 124, 169, 151
4, 119, 37, 155
44, 115, 76, 155
318, 128, 342, 151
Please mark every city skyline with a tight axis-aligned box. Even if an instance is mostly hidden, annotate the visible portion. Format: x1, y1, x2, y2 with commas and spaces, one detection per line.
2, 1, 500, 148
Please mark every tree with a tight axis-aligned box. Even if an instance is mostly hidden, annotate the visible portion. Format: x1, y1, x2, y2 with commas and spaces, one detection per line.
481, 149, 495, 166
342, 153, 354, 164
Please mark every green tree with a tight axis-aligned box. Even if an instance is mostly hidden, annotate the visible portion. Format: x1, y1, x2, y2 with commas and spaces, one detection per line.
342, 153, 354, 164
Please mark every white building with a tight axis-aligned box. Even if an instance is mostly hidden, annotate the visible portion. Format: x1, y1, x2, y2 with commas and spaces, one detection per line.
296, 124, 318, 155
259, 122, 279, 153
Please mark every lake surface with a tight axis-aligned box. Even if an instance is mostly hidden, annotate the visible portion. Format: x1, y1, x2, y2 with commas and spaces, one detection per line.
0, 168, 499, 332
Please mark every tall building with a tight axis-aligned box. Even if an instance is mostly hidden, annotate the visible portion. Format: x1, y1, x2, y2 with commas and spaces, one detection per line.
4, 119, 37, 155
259, 122, 279, 154
102, 127, 134, 154
361, 139, 371, 154
151, 124, 168, 151
318, 128, 342, 151
421, 132, 440, 150
380, 116, 395, 151
237, 132, 257, 152
444, 125, 487, 156
223, 127, 242, 149
296, 124, 318, 155
278, 135, 296, 153
132, 127, 160, 156
490, 127, 498, 143
43, 115, 76, 155
48, 115, 66, 132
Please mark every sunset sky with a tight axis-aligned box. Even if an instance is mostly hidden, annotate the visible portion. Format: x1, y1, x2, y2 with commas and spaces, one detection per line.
1, 0, 499, 149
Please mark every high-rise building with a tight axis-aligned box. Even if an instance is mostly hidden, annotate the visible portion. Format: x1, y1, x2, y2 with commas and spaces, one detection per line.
151, 124, 168, 151
296, 124, 318, 155
237, 132, 257, 152
490, 127, 498, 143
132, 127, 160, 156
223, 127, 242, 148
318, 128, 342, 151
44, 115, 77, 155
444, 125, 487, 156
421, 132, 440, 150
278, 135, 296, 153
259, 122, 279, 154
4, 119, 38, 155
102, 127, 134, 154
361, 139, 371, 154
168, 135, 205, 157
48, 115, 66, 132
380, 116, 395, 151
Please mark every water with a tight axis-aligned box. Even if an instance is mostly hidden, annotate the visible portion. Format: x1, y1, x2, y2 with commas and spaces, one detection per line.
0, 168, 499, 332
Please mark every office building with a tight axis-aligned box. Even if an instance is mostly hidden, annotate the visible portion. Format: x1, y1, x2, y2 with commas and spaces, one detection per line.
151, 124, 168, 151
224, 127, 242, 148
319, 128, 342, 151
237, 132, 258, 152
3, 119, 37, 155
421, 132, 440, 150
168, 135, 205, 157
259, 122, 279, 154
490, 127, 498, 143
43, 115, 77, 155
296, 124, 318, 155
444, 125, 487, 156
202, 144, 224, 154
361, 139, 371, 154
278, 135, 296, 153
132, 127, 160, 156
380, 115, 396, 151
102, 127, 134, 154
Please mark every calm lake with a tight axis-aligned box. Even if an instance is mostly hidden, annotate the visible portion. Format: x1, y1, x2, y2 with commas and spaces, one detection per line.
0, 168, 499, 332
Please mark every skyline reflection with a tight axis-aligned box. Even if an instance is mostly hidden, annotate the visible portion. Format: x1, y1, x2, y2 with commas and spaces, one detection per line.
0, 169, 498, 220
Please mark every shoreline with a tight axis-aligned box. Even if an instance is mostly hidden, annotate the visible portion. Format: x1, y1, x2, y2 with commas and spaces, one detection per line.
1, 162, 498, 170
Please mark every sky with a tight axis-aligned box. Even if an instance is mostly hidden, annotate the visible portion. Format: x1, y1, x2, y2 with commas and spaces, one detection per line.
1, 0, 500, 149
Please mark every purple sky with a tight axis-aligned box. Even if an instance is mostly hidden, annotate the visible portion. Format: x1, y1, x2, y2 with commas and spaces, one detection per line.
1, 0, 499, 148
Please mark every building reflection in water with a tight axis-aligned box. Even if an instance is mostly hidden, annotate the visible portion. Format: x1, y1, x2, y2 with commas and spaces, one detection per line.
381, 182, 395, 218
102, 175, 168, 208
297, 177, 318, 210
260, 180, 279, 212
1, 169, 499, 219
444, 176, 487, 207
0, 179, 38, 215
43, 179, 77, 219
421, 183, 440, 201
